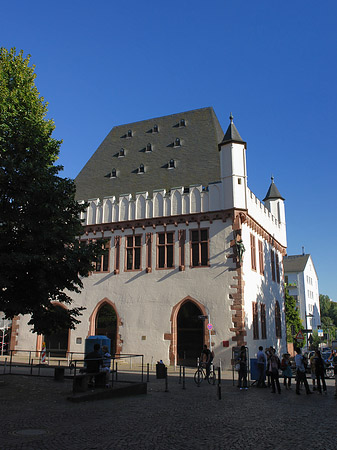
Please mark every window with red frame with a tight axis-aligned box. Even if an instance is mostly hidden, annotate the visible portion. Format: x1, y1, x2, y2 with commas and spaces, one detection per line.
261, 303, 267, 339
258, 240, 264, 276
88, 239, 110, 273
157, 232, 174, 269
125, 235, 142, 271
276, 253, 280, 283
252, 302, 259, 339
250, 234, 256, 271
191, 229, 209, 267
271, 250, 276, 282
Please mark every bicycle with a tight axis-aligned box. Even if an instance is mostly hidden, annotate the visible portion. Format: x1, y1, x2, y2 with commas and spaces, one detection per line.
194, 362, 216, 385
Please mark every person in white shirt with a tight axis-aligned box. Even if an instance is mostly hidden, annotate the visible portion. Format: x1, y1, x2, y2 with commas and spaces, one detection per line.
295, 347, 312, 395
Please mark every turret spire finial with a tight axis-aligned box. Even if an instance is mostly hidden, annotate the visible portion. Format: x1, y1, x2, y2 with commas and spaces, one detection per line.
271, 175, 274, 183
229, 112, 233, 123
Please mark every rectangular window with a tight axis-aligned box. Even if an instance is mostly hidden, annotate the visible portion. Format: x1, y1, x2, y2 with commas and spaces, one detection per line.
190, 228, 209, 267
125, 235, 142, 271
157, 232, 174, 269
271, 250, 276, 282
252, 302, 259, 339
90, 239, 110, 273
114, 236, 121, 274
146, 233, 152, 273
261, 303, 267, 339
178, 229, 186, 271
250, 234, 256, 271
258, 240, 264, 275
276, 253, 280, 283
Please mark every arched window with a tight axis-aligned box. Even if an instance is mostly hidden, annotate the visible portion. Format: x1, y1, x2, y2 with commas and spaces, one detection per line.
174, 138, 181, 147
275, 301, 282, 338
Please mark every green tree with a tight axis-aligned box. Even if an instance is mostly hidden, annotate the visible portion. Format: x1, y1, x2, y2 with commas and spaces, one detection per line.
285, 286, 303, 344
0, 48, 101, 334
319, 294, 332, 319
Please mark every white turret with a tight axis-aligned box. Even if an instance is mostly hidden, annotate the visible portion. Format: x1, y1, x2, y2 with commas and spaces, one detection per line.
263, 177, 286, 225
218, 114, 248, 211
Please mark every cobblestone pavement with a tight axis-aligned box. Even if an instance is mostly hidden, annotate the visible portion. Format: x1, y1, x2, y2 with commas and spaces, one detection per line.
0, 371, 336, 450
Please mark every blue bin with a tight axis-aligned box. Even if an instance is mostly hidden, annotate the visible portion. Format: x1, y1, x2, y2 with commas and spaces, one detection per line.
250, 358, 265, 381
85, 335, 111, 357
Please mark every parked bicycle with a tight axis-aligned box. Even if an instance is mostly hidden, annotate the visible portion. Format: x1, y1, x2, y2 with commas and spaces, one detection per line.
194, 362, 216, 385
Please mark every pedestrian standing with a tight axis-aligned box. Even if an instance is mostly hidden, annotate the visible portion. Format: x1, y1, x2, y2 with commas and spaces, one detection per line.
314, 349, 327, 395
310, 352, 316, 391
281, 353, 292, 389
268, 348, 281, 394
295, 347, 312, 395
257, 346, 266, 388
238, 345, 248, 390
333, 352, 337, 398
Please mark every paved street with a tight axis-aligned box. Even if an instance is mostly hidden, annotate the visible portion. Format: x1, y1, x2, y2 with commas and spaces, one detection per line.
0, 370, 336, 450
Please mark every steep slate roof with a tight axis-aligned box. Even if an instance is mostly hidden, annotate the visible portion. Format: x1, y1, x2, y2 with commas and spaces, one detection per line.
220, 114, 246, 147
75, 107, 225, 201
283, 254, 310, 273
263, 177, 285, 201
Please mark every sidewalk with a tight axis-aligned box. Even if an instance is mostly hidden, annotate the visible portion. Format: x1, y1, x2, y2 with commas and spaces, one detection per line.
0, 371, 336, 450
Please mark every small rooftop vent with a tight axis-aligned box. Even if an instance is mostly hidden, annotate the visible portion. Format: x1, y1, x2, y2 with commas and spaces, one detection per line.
127, 129, 132, 138
174, 138, 181, 147
138, 164, 145, 174
146, 143, 152, 152
179, 119, 186, 127
168, 159, 175, 169
153, 124, 159, 133
110, 168, 117, 178
119, 148, 125, 157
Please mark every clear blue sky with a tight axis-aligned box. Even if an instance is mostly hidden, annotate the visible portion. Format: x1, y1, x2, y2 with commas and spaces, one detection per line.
3, 0, 337, 301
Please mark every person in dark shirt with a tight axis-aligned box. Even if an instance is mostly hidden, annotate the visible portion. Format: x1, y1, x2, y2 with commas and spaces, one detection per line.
85, 343, 103, 374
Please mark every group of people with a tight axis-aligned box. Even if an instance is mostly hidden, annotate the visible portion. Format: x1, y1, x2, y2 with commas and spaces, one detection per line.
84, 343, 112, 387
237, 344, 337, 396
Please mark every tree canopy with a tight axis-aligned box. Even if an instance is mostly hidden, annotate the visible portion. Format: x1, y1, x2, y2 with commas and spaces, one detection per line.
284, 286, 303, 344
0, 48, 101, 334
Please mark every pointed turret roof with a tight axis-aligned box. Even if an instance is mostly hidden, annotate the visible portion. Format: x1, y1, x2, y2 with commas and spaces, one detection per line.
219, 113, 246, 148
263, 177, 285, 201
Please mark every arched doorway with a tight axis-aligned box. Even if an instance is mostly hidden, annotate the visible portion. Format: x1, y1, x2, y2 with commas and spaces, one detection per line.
177, 301, 204, 366
44, 306, 69, 357
95, 303, 117, 355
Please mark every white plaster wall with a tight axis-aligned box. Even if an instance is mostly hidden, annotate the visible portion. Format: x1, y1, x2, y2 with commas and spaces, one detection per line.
241, 225, 287, 359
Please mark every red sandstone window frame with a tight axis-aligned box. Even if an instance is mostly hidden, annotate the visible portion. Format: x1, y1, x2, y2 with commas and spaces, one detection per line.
252, 302, 259, 340
156, 231, 175, 270
250, 234, 257, 271
276, 253, 280, 284
178, 229, 186, 271
125, 234, 142, 272
84, 238, 110, 273
275, 301, 282, 338
146, 233, 152, 273
190, 228, 210, 268
258, 240, 264, 276
271, 250, 276, 282
260, 303, 267, 339
114, 236, 121, 274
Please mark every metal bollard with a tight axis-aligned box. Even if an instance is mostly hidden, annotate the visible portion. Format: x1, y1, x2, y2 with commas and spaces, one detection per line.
217, 367, 221, 400
115, 362, 118, 381
147, 363, 150, 382
182, 366, 186, 390
30, 359, 34, 375
179, 365, 182, 384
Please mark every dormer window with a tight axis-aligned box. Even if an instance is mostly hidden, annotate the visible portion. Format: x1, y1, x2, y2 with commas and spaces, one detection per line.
119, 148, 125, 157
168, 159, 175, 169
153, 124, 159, 133
127, 129, 132, 138
111, 168, 117, 178
174, 138, 181, 147
146, 143, 152, 152
179, 119, 186, 127
138, 164, 145, 174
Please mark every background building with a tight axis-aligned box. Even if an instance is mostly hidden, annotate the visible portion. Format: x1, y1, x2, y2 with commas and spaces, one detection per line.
12, 107, 288, 367
284, 254, 321, 340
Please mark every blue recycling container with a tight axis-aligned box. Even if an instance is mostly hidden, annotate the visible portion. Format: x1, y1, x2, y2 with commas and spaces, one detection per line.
250, 358, 265, 381
84, 335, 111, 357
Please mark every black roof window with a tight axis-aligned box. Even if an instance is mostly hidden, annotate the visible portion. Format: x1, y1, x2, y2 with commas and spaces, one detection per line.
174, 138, 181, 147
146, 143, 152, 152
168, 159, 175, 169
111, 168, 117, 178
153, 124, 159, 133
119, 148, 125, 157
179, 119, 186, 127
138, 164, 145, 174
127, 129, 132, 138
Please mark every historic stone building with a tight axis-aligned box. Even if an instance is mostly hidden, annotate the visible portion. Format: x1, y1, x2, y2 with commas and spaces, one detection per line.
13, 107, 288, 367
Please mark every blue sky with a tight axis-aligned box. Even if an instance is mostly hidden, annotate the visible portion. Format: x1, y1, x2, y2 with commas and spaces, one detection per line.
3, 0, 337, 302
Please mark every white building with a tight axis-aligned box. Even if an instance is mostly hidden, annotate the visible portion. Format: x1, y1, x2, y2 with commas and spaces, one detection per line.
11, 108, 288, 367
284, 254, 321, 335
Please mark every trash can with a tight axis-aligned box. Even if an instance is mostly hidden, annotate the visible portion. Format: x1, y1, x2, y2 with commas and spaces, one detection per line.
156, 363, 167, 379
